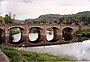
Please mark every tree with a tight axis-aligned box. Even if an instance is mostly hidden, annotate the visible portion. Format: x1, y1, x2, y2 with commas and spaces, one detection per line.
24, 19, 33, 24
0, 16, 5, 24
4, 14, 13, 24
59, 17, 65, 24
35, 18, 47, 24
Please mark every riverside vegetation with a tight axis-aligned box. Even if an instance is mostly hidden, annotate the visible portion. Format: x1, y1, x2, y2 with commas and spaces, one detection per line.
0, 46, 74, 62
75, 29, 90, 37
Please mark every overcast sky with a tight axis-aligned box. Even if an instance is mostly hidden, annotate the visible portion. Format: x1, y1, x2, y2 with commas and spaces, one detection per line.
0, 0, 90, 20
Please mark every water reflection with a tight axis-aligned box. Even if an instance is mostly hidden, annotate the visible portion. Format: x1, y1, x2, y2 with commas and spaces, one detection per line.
62, 34, 73, 41
29, 33, 38, 41
19, 40, 90, 61
12, 33, 21, 42
46, 31, 54, 41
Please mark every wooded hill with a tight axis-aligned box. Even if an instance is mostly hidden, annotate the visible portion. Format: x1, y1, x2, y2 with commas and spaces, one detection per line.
34, 11, 90, 24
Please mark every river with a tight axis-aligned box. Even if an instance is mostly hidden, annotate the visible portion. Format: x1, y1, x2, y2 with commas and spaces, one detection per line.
13, 33, 90, 61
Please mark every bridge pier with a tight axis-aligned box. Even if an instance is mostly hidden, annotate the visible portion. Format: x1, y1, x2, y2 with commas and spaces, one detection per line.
4, 28, 9, 46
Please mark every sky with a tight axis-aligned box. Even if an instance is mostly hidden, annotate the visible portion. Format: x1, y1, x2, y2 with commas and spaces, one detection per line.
0, 0, 90, 20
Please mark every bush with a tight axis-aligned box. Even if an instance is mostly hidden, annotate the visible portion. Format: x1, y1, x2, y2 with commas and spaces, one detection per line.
86, 32, 90, 37
81, 32, 86, 37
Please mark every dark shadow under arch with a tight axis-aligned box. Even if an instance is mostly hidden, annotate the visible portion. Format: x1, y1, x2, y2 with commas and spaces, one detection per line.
0, 28, 5, 44
62, 27, 73, 41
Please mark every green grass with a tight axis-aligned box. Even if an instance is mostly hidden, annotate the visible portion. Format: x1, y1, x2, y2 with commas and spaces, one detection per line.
75, 29, 90, 34
0, 46, 74, 62
75, 29, 90, 37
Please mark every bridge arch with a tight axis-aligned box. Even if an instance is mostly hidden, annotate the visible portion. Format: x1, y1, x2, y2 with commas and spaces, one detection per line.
7, 27, 25, 30
61, 25, 79, 35
0, 27, 4, 31
29, 27, 44, 43
62, 27, 73, 34
7, 27, 25, 44
62, 27, 73, 41
46, 26, 60, 42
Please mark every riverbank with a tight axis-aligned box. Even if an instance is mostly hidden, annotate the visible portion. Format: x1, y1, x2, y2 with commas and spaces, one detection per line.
0, 46, 74, 62
75, 29, 90, 37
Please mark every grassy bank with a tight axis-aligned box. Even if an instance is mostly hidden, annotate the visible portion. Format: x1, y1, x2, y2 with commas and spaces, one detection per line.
75, 29, 90, 37
0, 46, 74, 62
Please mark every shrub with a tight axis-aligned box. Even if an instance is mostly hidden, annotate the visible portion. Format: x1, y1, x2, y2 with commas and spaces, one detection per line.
81, 32, 86, 37
86, 32, 90, 37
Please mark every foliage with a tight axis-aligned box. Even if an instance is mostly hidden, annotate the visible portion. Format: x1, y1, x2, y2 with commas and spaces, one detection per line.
75, 29, 90, 37
0, 16, 5, 24
24, 19, 33, 24
47, 28, 53, 31
29, 28, 38, 33
35, 11, 90, 24
4, 14, 14, 24
0, 46, 74, 62
9, 28, 20, 35
0, 12, 15, 24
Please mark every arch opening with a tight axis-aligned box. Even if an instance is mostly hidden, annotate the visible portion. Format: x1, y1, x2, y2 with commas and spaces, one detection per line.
29, 27, 42, 43
62, 27, 73, 41
46, 27, 60, 42
46, 28, 54, 41
8, 27, 22, 44
0, 29, 4, 44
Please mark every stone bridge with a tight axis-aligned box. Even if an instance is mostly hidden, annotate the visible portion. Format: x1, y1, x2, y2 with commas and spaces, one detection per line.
0, 24, 90, 47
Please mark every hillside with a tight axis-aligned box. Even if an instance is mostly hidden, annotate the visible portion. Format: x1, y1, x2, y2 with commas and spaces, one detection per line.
38, 11, 90, 20
16, 11, 90, 24
76, 11, 90, 16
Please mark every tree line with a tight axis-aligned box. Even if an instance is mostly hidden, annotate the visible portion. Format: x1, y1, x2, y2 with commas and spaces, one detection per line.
0, 12, 15, 24
24, 11, 90, 25
1, 11, 90, 25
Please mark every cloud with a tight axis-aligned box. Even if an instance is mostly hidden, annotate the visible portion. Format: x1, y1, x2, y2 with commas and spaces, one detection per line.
1, 0, 90, 19
0, 0, 4, 1
22, 0, 33, 3
57, 0, 89, 6
0, 0, 5, 1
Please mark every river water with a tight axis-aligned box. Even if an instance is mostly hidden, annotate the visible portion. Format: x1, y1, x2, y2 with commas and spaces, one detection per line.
13, 33, 90, 61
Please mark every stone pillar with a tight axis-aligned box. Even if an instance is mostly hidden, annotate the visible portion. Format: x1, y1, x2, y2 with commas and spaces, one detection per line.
24, 26, 29, 47
39, 28, 46, 44
53, 28, 61, 41
4, 27, 9, 45
1, 31, 4, 37
20, 29, 27, 47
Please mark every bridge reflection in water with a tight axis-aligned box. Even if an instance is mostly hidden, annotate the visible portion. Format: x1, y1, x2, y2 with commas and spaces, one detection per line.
0, 24, 90, 47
